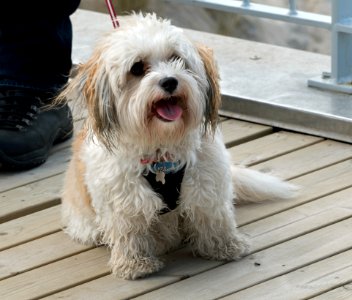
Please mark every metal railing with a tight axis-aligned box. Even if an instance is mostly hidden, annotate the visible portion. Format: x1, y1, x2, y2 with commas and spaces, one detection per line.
165, 0, 352, 94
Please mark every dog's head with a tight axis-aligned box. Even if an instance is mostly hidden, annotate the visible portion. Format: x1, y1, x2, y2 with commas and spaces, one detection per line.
64, 13, 221, 149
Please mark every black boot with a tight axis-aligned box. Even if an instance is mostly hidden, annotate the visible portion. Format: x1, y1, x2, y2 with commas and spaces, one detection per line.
0, 90, 73, 170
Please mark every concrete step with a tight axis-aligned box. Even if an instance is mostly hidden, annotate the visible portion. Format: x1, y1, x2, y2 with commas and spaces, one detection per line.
71, 9, 352, 143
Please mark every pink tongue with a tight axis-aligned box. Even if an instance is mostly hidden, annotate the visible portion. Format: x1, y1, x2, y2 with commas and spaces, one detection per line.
156, 101, 183, 121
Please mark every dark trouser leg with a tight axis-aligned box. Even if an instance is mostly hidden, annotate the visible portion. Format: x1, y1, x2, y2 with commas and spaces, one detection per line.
0, 1, 81, 170
0, 0, 81, 92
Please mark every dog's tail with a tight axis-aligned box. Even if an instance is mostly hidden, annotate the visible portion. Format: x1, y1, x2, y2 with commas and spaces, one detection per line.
231, 166, 299, 204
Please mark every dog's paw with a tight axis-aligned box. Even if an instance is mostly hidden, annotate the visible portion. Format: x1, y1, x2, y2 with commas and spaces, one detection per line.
112, 256, 164, 280
217, 235, 250, 261
194, 234, 250, 261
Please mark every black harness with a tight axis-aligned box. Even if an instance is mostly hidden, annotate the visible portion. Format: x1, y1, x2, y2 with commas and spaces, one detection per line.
143, 165, 186, 214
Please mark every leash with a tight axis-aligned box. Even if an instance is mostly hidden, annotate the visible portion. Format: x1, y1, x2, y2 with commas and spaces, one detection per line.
104, 0, 120, 28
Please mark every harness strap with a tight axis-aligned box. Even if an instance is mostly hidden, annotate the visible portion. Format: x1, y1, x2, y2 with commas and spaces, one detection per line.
143, 165, 186, 214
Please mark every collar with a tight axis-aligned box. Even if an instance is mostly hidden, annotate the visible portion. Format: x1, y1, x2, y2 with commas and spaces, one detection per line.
140, 151, 184, 184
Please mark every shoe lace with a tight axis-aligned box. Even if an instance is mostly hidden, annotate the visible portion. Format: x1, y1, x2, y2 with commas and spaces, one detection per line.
0, 91, 42, 131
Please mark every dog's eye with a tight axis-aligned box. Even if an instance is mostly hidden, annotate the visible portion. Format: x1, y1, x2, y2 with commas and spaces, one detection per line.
130, 61, 145, 76
170, 54, 181, 62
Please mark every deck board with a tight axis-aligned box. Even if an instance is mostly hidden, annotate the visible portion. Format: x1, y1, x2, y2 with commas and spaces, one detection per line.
0, 248, 110, 300
229, 131, 323, 166
220, 119, 272, 147
0, 174, 63, 223
241, 187, 352, 251
0, 206, 61, 251
251, 140, 352, 180
0, 231, 90, 281
311, 284, 352, 300
1, 116, 352, 300
222, 249, 352, 300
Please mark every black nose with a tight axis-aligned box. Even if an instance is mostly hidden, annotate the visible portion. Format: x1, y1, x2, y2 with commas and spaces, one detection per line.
159, 77, 178, 94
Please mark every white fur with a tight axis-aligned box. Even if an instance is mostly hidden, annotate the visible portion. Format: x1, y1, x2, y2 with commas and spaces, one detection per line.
231, 166, 299, 204
61, 13, 296, 280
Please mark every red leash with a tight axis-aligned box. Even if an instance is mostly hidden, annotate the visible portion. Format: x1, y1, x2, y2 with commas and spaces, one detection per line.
105, 0, 119, 28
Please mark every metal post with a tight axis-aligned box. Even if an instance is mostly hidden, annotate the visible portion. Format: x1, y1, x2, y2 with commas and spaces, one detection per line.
331, 0, 352, 84
308, 0, 352, 93
242, 0, 250, 8
288, 0, 297, 16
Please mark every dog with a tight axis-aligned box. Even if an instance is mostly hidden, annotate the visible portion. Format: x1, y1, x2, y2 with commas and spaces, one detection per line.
58, 13, 297, 280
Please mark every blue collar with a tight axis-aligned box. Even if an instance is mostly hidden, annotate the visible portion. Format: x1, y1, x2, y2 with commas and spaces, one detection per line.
146, 160, 183, 175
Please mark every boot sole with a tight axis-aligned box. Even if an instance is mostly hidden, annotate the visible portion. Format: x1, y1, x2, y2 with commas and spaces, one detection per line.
0, 126, 73, 171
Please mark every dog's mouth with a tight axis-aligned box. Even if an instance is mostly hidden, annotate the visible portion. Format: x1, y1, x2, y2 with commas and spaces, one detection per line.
153, 97, 183, 122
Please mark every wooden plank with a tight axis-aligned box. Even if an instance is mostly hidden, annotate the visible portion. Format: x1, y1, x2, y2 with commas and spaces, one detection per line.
251, 140, 352, 180
229, 131, 323, 166
222, 250, 352, 300
43, 275, 177, 300
0, 248, 110, 300
237, 159, 352, 225
0, 231, 91, 280
0, 174, 64, 223
134, 218, 352, 300
241, 187, 352, 252
0, 206, 61, 251
220, 119, 272, 148
312, 284, 352, 300
0, 147, 70, 193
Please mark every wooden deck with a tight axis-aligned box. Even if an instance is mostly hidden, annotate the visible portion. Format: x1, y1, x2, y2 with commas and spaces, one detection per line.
1, 114, 352, 300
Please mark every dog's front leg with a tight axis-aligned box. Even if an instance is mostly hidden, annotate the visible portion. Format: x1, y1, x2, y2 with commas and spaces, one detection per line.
99, 186, 165, 280
181, 168, 249, 261
184, 207, 249, 261
109, 223, 164, 280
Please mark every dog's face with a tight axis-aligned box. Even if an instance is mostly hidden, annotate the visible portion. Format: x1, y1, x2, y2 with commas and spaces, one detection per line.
67, 13, 221, 149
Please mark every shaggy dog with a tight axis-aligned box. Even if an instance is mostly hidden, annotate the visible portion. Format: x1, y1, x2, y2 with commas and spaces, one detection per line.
58, 13, 297, 280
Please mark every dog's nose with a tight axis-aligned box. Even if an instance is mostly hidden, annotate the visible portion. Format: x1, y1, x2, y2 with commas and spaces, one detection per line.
159, 77, 178, 94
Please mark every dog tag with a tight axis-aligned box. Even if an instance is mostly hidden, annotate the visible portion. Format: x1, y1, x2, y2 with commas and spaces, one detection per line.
156, 171, 166, 184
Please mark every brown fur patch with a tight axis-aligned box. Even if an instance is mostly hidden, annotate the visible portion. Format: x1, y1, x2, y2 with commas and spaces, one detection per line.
81, 50, 106, 137
63, 128, 94, 214
196, 44, 222, 133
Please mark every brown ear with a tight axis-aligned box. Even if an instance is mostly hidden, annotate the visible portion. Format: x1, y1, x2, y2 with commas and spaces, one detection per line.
62, 49, 119, 149
196, 44, 221, 134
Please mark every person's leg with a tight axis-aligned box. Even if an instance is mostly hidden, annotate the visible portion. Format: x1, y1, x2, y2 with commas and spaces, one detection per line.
0, 0, 81, 170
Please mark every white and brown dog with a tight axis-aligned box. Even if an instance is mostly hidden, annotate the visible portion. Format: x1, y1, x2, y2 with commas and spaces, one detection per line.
58, 13, 297, 280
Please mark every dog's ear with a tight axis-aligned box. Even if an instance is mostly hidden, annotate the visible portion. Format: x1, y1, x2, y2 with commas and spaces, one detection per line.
60, 49, 119, 149
196, 44, 221, 134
